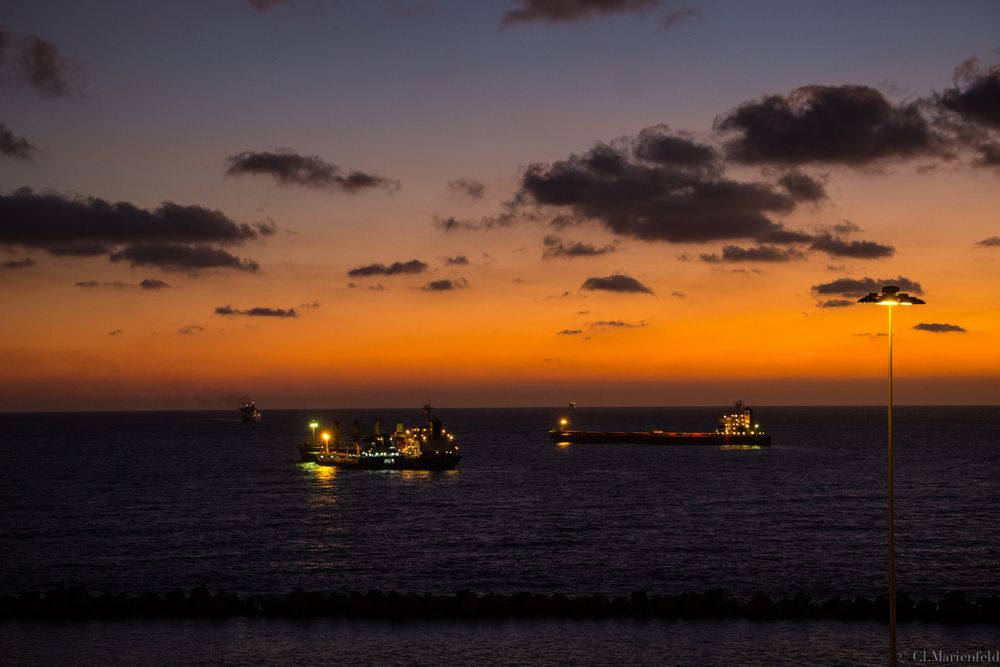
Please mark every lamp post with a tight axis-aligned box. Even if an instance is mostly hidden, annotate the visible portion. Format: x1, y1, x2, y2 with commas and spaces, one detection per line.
309, 421, 319, 446
857, 285, 925, 666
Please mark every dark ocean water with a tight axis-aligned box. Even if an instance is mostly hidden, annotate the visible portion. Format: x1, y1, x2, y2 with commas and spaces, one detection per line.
2, 406, 998, 665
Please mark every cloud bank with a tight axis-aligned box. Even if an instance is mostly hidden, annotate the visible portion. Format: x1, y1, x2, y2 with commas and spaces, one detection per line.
215, 305, 297, 318
226, 150, 399, 193
580, 273, 653, 294
347, 259, 429, 277
422, 278, 469, 291
0, 188, 266, 273
913, 322, 966, 333
502, 0, 660, 25
543, 235, 618, 259
812, 276, 923, 298
448, 179, 486, 200
0, 122, 36, 160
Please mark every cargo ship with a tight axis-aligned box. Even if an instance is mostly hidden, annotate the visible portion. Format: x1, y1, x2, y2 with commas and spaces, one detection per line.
548, 401, 771, 446
239, 401, 262, 422
300, 406, 461, 470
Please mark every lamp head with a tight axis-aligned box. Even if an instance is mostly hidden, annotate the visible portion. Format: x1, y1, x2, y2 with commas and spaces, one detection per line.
897, 293, 926, 305
858, 285, 926, 307
858, 292, 880, 303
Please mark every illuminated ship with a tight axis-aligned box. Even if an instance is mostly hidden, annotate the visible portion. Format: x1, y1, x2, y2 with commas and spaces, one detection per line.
299, 406, 461, 470
548, 401, 771, 446
239, 401, 262, 422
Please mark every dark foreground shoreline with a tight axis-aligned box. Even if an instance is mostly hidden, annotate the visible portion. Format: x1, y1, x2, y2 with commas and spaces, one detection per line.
3, 588, 997, 624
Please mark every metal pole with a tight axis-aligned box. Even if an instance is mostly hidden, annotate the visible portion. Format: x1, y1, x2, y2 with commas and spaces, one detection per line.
888, 305, 897, 667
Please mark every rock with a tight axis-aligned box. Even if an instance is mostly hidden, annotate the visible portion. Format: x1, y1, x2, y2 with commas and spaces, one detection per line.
939, 590, 975, 623
745, 592, 779, 620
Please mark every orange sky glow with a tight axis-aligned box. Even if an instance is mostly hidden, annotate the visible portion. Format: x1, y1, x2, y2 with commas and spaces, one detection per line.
1, 2, 998, 410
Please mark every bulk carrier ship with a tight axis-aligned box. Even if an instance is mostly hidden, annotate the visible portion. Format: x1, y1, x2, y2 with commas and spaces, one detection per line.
549, 401, 771, 447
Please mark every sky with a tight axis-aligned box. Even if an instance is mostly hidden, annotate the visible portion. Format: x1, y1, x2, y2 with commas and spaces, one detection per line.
1, 0, 998, 410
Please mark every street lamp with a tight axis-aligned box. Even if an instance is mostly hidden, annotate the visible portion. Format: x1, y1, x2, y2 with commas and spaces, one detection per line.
321, 431, 331, 454
309, 421, 319, 446
857, 285, 925, 666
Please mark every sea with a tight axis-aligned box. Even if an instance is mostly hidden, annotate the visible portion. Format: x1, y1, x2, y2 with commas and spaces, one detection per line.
1, 406, 997, 666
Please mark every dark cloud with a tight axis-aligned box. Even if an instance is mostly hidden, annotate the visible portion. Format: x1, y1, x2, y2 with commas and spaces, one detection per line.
975, 142, 1000, 168
557, 329, 583, 335
448, 178, 486, 200
809, 234, 895, 258
108, 329, 123, 336
717, 85, 940, 166
700, 245, 805, 263
0, 188, 266, 272
518, 129, 808, 244
812, 276, 922, 298
832, 220, 861, 234
444, 255, 469, 265
215, 305, 297, 318
976, 236, 1000, 247
817, 299, 854, 308
660, 7, 702, 30
913, 322, 966, 333
48, 242, 113, 257
1, 257, 35, 270
580, 273, 653, 294
762, 227, 814, 244
671, 291, 685, 298
110, 243, 260, 273
19, 36, 75, 96
421, 278, 468, 291
939, 59, 1000, 131
0, 188, 262, 249
347, 282, 387, 291
247, 0, 292, 10
502, 0, 661, 25
226, 150, 399, 193
432, 204, 534, 233
74, 278, 171, 290
778, 171, 826, 202
177, 325, 205, 335
347, 259, 428, 277
432, 216, 476, 232
591, 320, 645, 328
298, 301, 321, 309
542, 234, 618, 259
633, 125, 719, 170
0, 122, 37, 160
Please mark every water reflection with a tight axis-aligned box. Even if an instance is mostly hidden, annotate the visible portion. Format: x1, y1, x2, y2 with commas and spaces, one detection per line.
300, 462, 337, 491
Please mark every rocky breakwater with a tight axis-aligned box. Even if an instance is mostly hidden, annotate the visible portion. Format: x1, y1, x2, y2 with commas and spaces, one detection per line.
1, 588, 998, 623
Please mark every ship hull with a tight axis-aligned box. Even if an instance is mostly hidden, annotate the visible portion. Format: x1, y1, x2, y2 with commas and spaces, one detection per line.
549, 430, 771, 446
300, 445, 460, 470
